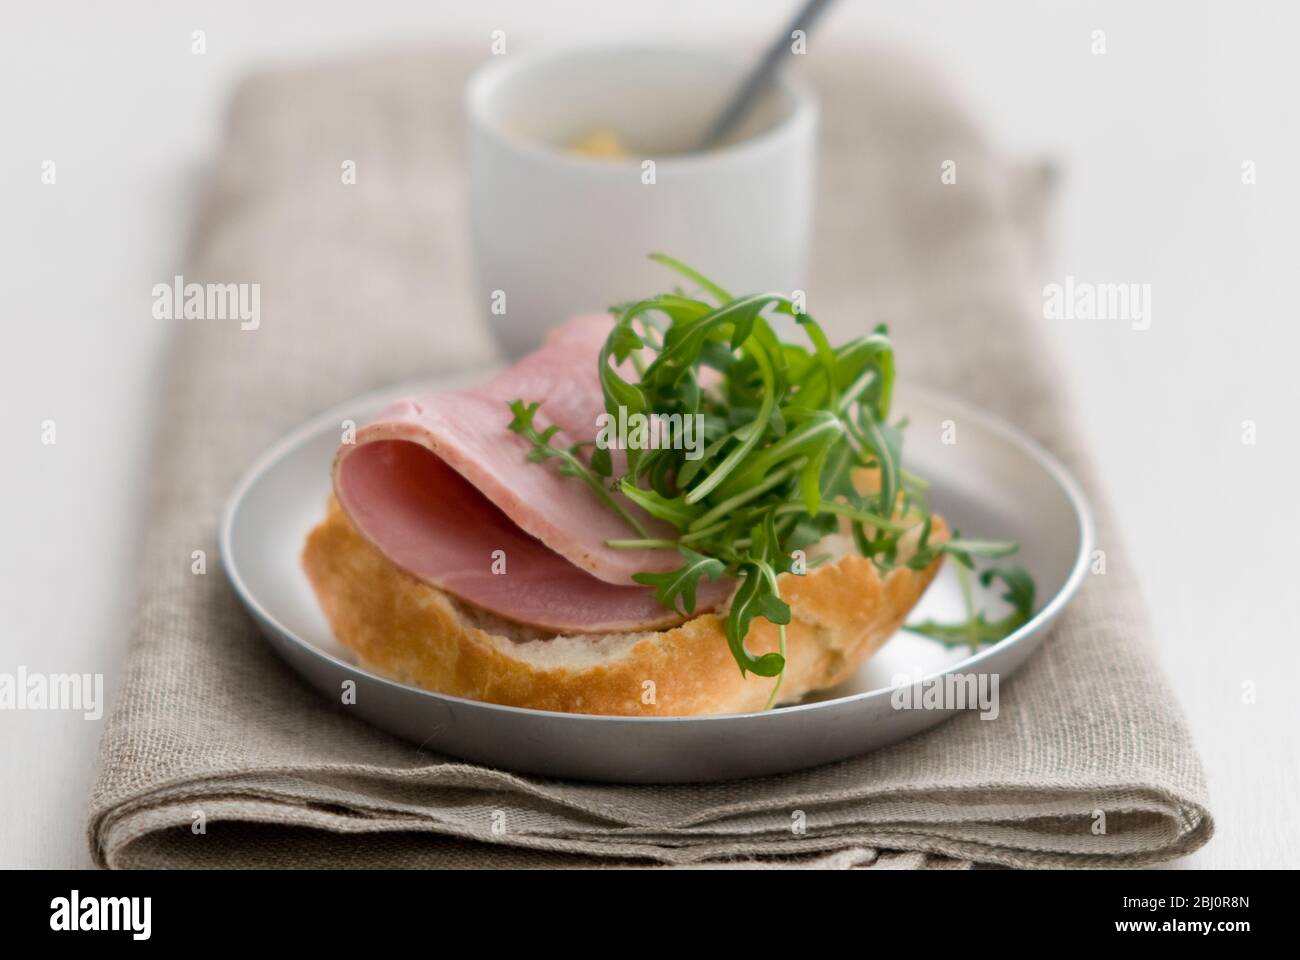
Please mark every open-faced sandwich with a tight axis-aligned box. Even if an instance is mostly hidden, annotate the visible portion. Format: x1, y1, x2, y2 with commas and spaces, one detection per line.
303, 256, 1028, 716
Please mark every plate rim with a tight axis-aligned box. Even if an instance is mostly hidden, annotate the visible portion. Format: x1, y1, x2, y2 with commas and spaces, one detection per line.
219, 379, 1095, 726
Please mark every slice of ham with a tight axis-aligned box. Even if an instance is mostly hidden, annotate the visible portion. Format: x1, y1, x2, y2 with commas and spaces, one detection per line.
332, 314, 732, 634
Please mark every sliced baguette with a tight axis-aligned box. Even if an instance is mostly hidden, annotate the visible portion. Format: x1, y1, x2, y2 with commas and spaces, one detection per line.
302, 497, 946, 716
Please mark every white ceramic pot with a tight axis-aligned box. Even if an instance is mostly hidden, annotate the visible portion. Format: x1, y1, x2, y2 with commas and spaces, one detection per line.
466, 45, 819, 358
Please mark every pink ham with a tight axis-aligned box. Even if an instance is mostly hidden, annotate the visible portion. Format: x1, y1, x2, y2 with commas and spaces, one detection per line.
332, 314, 732, 634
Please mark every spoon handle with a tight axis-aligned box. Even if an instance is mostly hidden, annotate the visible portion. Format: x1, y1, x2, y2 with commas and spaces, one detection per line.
700, 0, 835, 150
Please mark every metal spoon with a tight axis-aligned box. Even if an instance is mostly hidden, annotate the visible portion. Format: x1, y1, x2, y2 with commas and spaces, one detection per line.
699, 0, 836, 150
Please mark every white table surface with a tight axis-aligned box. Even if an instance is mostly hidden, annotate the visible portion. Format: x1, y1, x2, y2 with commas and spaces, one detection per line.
2, 0, 1296, 869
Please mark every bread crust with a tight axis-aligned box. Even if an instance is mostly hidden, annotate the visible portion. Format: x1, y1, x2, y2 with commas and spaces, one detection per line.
302, 498, 946, 716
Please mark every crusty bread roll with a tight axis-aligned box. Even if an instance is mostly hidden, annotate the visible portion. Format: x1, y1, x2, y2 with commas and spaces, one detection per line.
302, 497, 946, 716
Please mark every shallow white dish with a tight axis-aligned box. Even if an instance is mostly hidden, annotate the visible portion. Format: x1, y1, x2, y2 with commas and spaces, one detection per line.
221, 377, 1093, 783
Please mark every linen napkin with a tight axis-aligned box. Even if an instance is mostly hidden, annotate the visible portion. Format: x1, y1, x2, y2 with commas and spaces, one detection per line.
87, 43, 1212, 869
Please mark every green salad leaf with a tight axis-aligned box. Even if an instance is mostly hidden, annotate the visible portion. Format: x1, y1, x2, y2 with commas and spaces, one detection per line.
632, 546, 725, 617
905, 565, 1036, 651
508, 256, 1035, 703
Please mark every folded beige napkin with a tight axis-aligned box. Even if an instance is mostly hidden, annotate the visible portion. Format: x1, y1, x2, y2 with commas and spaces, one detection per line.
88, 43, 1212, 869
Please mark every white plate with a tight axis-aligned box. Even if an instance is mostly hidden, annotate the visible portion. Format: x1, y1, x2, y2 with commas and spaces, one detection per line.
221, 377, 1093, 783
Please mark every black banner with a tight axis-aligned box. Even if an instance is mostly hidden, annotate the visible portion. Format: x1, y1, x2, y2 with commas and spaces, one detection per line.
3, 868, 1276, 944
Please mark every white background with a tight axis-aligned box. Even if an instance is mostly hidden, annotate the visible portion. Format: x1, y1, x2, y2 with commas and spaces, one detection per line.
2, 0, 1296, 869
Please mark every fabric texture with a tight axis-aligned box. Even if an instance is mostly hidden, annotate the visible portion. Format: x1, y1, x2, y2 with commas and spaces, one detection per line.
87, 43, 1212, 869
